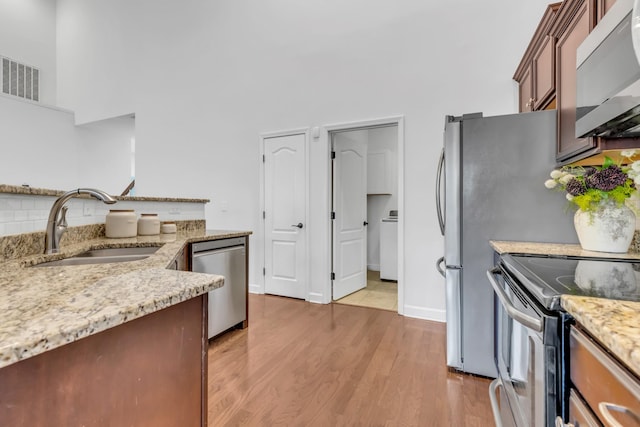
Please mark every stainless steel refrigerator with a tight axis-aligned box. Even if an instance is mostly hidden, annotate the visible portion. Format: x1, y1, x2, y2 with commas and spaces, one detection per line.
435, 110, 578, 377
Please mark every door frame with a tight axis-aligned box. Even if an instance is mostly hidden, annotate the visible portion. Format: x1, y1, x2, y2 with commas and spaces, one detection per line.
257, 128, 310, 298
323, 116, 404, 314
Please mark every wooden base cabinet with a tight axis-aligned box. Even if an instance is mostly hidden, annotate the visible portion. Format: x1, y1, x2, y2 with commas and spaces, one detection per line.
0, 296, 209, 427
568, 326, 640, 427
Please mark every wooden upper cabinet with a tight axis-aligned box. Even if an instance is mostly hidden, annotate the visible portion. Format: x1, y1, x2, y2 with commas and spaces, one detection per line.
533, 35, 555, 110
518, 66, 534, 112
597, 0, 617, 20
514, 3, 561, 112
552, 0, 595, 163
515, 0, 640, 165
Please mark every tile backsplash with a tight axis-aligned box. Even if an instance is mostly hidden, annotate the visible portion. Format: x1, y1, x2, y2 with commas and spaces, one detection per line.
0, 193, 205, 237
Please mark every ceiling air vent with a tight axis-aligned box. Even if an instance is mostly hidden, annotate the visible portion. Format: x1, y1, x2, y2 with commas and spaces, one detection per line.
1, 56, 39, 102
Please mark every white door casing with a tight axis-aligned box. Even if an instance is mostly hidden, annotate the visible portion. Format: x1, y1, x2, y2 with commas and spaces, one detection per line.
332, 131, 367, 300
264, 133, 307, 299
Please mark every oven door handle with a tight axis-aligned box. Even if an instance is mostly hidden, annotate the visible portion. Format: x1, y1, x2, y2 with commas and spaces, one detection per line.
489, 378, 505, 427
487, 267, 543, 332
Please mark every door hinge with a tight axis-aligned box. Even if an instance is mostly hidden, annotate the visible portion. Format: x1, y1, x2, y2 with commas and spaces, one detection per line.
263, 154, 265, 163
263, 267, 266, 276
331, 211, 335, 220
263, 210, 265, 219
331, 151, 336, 159
331, 272, 335, 280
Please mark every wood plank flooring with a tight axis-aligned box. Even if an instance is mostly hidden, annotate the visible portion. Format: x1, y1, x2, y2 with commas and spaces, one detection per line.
208, 294, 493, 426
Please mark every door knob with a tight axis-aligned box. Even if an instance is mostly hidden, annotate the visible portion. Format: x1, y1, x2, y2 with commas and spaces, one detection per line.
363, 221, 368, 226
291, 223, 303, 229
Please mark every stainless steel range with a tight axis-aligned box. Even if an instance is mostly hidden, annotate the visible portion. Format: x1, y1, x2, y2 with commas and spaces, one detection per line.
487, 253, 640, 427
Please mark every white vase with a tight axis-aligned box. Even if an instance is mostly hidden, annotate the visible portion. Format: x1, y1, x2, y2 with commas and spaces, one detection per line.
573, 201, 636, 253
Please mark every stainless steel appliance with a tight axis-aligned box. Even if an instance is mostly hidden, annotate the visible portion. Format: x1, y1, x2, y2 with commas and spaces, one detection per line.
435, 111, 578, 377
191, 237, 247, 339
575, 0, 640, 138
487, 253, 640, 426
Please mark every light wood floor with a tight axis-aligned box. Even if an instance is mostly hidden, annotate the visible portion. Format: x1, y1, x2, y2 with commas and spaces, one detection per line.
208, 294, 493, 426
334, 270, 398, 311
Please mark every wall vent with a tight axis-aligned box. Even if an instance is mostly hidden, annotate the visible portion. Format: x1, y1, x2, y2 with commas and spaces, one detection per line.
1, 56, 39, 102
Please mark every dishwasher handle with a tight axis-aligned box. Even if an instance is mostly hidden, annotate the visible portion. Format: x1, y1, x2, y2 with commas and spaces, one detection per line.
192, 245, 245, 260
191, 237, 246, 254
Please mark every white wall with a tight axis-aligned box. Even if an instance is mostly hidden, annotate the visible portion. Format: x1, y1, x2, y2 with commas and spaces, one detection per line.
56, 0, 136, 123
76, 115, 135, 196
49, 0, 552, 320
0, 95, 80, 189
0, 0, 57, 105
0, 95, 134, 195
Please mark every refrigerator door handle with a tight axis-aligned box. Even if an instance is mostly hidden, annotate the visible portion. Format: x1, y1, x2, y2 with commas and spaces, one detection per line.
436, 256, 446, 277
436, 147, 445, 236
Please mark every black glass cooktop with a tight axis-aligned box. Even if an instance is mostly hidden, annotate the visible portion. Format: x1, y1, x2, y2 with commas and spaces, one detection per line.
500, 253, 640, 310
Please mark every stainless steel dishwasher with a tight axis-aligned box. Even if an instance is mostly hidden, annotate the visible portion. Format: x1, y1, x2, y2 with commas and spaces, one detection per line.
191, 237, 246, 339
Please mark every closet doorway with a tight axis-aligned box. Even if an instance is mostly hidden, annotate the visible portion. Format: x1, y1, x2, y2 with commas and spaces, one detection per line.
331, 123, 399, 312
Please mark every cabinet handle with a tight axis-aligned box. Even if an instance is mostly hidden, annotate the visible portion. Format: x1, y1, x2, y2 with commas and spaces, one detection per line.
525, 97, 535, 109
599, 402, 640, 427
555, 416, 574, 427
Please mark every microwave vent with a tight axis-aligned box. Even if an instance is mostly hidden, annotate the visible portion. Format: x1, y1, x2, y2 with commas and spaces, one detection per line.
1, 56, 39, 102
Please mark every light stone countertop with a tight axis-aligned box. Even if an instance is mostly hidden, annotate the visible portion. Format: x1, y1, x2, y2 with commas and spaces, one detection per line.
0, 229, 251, 369
0, 183, 210, 203
561, 296, 640, 377
491, 240, 640, 377
489, 240, 640, 260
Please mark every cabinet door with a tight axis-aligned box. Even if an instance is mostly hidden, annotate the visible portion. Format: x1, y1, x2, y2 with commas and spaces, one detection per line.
597, 0, 617, 20
170, 246, 188, 271
519, 66, 534, 112
367, 150, 392, 194
555, 0, 595, 162
533, 35, 555, 110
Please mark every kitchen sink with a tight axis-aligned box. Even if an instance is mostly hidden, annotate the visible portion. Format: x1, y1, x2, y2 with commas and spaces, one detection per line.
32, 246, 161, 267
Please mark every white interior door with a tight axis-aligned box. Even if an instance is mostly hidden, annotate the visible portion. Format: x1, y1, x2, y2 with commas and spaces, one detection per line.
264, 134, 307, 299
332, 132, 367, 300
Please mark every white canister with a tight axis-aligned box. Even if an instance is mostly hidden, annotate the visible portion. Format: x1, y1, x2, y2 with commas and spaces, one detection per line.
105, 210, 137, 238
161, 221, 177, 234
138, 213, 161, 236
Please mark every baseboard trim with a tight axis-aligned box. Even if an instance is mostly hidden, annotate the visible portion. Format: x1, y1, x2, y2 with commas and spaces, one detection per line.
367, 264, 380, 271
307, 292, 325, 304
249, 283, 263, 294
403, 304, 445, 322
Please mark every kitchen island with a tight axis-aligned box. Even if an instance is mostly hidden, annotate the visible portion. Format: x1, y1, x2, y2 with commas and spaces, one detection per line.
491, 240, 640, 378
0, 229, 249, 427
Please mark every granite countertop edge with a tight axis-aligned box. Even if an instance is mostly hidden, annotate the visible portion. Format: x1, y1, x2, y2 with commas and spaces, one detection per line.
0, 184, 210, 203
0, 229, 252, 369
490, 240, 640, 377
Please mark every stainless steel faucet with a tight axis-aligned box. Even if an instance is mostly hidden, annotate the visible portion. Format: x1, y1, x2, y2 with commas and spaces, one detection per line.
44, 188, 117, 254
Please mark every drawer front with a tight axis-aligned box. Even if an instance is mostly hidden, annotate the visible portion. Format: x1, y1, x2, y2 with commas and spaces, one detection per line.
570, 327, 640, 426
568, 389, 600, 427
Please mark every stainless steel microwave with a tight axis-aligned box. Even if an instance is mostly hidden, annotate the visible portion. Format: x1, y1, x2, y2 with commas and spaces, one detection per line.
575, 0, 640, 138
